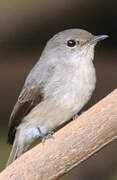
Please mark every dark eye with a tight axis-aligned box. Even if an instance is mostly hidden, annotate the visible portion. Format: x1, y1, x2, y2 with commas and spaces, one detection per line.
67, 40, 76, 47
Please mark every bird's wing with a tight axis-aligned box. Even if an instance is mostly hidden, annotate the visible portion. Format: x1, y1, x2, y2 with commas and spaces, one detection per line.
8, 84, 44, 144
8, 61, 56, 144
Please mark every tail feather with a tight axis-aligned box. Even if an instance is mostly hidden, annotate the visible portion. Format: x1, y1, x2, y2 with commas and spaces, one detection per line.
6, 132, 29, 167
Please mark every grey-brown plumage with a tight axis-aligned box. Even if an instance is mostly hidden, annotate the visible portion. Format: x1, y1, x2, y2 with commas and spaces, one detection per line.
6, 28, 108, 167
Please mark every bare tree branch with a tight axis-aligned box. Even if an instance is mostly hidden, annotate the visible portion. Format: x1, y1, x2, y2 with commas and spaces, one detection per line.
1, 89, 117, 180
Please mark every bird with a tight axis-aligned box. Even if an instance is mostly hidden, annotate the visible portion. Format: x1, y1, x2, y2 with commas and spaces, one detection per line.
6, 28, 108, 167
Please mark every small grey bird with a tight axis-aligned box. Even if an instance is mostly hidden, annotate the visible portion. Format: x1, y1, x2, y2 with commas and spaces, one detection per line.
6, 28, 108, 167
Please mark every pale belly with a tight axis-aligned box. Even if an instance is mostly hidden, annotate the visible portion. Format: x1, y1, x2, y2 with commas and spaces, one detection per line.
18, 60, 96, 144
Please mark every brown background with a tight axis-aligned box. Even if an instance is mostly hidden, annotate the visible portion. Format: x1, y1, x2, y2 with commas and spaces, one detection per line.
0, 0, 117, 180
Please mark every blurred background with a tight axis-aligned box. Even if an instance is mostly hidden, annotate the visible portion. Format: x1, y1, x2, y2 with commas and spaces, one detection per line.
0, 0, 117, 179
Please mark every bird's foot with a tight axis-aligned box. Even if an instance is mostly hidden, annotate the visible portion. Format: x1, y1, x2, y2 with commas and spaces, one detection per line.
37, 128, 54, 144
72, 113, 79, 120
42, 131, 54, 143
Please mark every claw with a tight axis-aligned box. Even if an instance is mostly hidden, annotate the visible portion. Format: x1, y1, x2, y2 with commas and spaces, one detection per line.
72, 114, 79, 120
37, 128, 54, 144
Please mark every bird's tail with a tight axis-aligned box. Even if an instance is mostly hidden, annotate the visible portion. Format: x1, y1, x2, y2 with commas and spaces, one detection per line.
6, 132, 29, 167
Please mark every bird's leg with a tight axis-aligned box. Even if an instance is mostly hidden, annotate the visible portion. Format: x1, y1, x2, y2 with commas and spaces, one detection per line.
37, 128, 54, 144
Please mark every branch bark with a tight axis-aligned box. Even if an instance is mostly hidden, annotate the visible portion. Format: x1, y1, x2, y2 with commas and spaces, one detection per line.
1, 89, 117, 180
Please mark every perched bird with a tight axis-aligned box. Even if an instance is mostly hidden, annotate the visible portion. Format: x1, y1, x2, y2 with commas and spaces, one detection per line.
6, 28, 108, 167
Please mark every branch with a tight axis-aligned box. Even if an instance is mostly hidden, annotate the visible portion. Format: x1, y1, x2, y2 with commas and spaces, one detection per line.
1, 89, 117, 180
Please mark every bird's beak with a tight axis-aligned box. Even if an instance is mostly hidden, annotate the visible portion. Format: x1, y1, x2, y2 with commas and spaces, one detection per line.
89, 35, 109, 45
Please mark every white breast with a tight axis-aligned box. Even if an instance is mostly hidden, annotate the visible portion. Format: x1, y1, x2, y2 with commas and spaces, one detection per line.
46, 48, 96, 115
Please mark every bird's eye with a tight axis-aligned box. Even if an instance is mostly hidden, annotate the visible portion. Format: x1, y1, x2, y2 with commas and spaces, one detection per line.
67, 40, 76, 47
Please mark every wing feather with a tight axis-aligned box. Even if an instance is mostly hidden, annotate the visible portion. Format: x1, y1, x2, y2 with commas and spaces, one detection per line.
8, 62, 56, 144
8, 86, 43, 144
